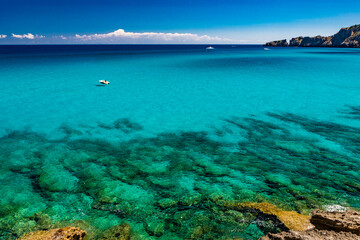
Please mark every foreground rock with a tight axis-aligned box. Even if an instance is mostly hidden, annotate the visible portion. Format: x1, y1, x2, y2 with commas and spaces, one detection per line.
260, 230, 360, 240
311, 210, 360, 235
260, 209, 360, 240
264, 24, 360, 47
19, 226, 86, 240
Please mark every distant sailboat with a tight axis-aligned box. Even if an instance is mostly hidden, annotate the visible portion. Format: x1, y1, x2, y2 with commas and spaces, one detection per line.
206, 46, 215, 50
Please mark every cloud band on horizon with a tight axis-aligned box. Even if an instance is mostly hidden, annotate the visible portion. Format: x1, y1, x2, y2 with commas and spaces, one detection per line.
74, 29, 230, 43
11, 33, 45, 39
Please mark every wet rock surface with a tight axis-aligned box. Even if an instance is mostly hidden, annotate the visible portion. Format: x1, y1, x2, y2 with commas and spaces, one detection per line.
265, 24, 360, 47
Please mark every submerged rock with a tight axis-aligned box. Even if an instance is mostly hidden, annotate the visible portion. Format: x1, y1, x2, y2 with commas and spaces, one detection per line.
158, 198, 178, 208
180, 194, 201, 206
145, 216, 165, 236
223, 201, 313, 231
18, 226, 86, 240
98, 223, 130, 240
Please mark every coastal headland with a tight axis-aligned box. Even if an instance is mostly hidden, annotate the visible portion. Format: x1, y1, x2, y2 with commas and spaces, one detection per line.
265, 24, 360, 47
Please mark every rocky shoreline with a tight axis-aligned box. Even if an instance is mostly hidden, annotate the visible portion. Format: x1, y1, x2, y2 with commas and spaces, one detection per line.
261, 209, 360, 240
16, 203, 360, 240
264, 24, 360, 48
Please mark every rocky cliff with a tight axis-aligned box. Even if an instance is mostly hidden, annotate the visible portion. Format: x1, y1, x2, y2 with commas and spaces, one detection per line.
264, 39, 288, 47
264, 24, 360, 47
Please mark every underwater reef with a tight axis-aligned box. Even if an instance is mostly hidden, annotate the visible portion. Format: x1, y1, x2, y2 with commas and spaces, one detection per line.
18, 208, 360, 239
1, 109, 360, 239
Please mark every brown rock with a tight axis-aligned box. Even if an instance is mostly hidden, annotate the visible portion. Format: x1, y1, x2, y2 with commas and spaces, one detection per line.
310, 210, 360, 235
259, 229, 360, 240
18, 226, 86, 240
260, 209, 360, 240
289, 36, 329, 47
289, 37, 303, 46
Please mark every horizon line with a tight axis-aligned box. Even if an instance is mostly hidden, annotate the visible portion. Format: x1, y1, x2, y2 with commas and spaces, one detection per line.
0, 43, 264, 46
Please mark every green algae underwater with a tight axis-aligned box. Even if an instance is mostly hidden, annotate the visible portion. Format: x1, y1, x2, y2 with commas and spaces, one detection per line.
1, 108, 360, 240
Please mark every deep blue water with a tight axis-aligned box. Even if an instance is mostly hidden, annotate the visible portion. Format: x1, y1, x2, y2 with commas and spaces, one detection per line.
0, 44, 261, 57
0, 45, 360, 239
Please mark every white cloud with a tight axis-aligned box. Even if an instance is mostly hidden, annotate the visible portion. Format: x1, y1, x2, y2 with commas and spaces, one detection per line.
11, 33, 45, 39
0, 34, 7, 39
75, 29, 230, 43
59, 35, 67, 40
12, 33, 35, 39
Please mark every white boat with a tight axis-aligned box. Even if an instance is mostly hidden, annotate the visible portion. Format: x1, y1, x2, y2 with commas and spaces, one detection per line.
99, 80, 110, 85
264, 48, 270, 51
206, 46, 215, 50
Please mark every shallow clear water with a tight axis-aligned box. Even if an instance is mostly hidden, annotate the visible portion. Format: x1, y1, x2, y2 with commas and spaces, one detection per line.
0, 45, 360, 239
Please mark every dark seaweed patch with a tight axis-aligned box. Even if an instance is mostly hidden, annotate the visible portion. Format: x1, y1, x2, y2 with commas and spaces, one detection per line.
340, 105, 360, 120
97, 118, 144, 134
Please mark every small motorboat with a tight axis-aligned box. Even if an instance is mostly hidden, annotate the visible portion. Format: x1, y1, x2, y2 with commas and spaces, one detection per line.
206, 46, 215, 50
264, 48, 270, 51
99, 80, 110, 85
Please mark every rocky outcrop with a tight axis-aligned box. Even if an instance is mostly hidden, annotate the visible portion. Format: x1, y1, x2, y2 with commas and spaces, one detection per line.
264, 39, 288, 47
310, 210, 360, 235
289, 36, 331, 47
260, 209, 360, 240
18, 226, 86, 240
260, 230, 360, 240
264, 24, 360, 47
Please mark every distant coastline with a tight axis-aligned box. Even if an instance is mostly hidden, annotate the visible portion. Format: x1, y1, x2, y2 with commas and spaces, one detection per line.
264, 24, 360, 48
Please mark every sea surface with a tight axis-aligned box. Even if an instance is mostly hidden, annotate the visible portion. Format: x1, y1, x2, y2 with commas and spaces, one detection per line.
0, 45, 359, 239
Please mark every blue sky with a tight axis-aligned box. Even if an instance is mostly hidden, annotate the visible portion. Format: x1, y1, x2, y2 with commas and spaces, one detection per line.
1, 0, 360, 44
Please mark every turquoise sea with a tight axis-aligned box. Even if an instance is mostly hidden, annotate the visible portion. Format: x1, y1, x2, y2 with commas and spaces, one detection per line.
0, 45, 360, 239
